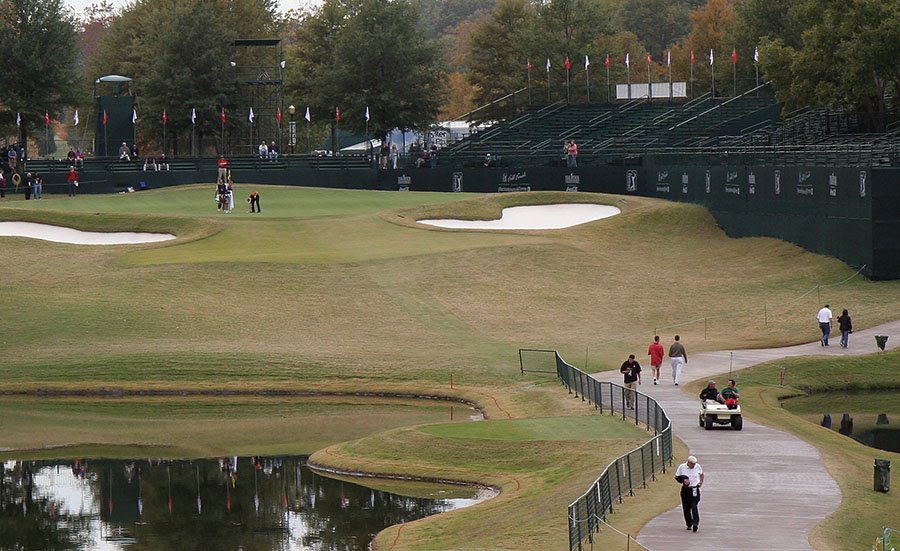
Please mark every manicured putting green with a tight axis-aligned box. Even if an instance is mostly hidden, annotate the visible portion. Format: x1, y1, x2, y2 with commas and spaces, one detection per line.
421, 415, 649, 441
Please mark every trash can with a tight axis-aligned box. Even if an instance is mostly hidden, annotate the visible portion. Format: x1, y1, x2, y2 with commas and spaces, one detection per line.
875, 335, 888, 351
874, 459, 890, 492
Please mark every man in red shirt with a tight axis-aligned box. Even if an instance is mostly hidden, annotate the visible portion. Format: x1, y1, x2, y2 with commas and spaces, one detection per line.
66, 166, 79, 197
217, 156, 229, 184
647, 335, 665, 385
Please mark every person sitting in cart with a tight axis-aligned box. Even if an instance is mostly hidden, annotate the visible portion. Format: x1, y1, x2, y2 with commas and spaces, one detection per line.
720, 379, 740, 408
699, 380, 724, 404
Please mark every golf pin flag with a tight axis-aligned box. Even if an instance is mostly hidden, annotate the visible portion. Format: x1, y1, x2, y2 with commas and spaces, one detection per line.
73, 109, 79, 126
754, 47, 759, 63
304, 107, 311, 122
132, 108, 138, 123
709, 48, 714, 65
604, 54, 610, 70
365, 106, 369, 122
191, 107, 196, 124
248, 107, 254, 123
584, 54, 590, 69
526, 59, 532, 72
162, 110, 168, 124
731, 48, 738, 65
45, 111, 50, 125
625, 53, 630, 68
564, 56, 571, 71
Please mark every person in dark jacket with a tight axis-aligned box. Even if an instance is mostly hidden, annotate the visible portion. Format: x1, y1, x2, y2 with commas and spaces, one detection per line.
837, 309, 852, 348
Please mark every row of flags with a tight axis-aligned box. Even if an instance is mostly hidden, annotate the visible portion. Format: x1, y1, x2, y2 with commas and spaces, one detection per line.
20, 105, 370, 127
529, 47, 760, 72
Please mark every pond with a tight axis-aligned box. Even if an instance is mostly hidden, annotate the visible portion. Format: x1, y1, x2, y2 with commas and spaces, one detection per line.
0, 456, 483, 550
781, 390, 900, 453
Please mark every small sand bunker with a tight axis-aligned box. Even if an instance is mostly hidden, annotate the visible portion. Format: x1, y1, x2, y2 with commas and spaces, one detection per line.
0, 222, 175, 245
418, 203, 620, 230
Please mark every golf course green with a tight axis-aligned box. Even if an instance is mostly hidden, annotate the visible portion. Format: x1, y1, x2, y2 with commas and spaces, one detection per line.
2, 185, 898, 549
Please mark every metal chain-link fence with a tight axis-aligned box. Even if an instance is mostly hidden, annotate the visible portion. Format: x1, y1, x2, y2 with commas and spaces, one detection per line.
519, 349, 674, 551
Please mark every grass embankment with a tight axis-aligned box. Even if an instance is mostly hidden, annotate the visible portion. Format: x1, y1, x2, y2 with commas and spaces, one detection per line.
701, 350, 900, 550
2, 186, 899, 548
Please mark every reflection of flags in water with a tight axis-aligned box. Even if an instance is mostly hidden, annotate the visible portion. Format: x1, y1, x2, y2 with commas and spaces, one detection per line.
137, 497, 143, 516
341, 494, 349, 509
370, 490, 375, 508
310, 491, 316, 508
196, 496, 202, 514
254, 493, 260, 513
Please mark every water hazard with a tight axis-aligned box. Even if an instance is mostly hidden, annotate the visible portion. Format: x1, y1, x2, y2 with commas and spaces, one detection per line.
0, 456, 479, 550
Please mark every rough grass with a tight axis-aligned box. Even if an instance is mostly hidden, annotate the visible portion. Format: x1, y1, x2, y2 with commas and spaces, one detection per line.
699, 350, 900, 551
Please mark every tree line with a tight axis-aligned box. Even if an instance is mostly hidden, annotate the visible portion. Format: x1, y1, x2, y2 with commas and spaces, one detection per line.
0, 0, 897, 155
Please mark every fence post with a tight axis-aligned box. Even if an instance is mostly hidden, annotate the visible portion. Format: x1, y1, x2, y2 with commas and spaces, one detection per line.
640, 446, 647, 488
625, 454, 634, 496
615, 460, 624, 504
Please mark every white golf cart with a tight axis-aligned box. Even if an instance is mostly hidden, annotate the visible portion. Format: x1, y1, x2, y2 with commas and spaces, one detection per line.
699, 399, 743, 430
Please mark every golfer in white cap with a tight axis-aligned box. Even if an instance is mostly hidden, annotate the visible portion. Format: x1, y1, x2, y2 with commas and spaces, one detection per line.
675, 455, 704, 531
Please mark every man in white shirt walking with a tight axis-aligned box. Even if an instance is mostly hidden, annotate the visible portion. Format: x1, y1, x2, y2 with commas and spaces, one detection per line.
675, 455, 704, 532
817, 304, 833, 346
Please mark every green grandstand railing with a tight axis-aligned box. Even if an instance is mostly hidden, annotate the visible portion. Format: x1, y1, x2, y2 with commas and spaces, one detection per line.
519, 349, 674, 551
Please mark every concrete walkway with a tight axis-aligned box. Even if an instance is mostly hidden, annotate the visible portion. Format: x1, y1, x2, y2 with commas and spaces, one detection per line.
593, 320, 899, 551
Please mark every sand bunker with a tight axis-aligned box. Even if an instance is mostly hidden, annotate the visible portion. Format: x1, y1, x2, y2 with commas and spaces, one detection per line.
0, 222, 175, 245
418, 203, 620, 230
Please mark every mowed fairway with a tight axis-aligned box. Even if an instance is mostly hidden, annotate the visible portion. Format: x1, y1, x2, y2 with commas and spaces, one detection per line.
2, 185, 899, 549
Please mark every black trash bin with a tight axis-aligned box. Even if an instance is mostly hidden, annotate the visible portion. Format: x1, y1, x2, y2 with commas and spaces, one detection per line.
874, 459, 890, 492
875, 335, 888, 351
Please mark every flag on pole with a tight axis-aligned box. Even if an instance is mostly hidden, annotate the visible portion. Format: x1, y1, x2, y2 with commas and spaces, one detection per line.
584, 55, 590, 69
546, 58, 551, 72
304, 107, 311, 122
604, 54, 610, 70
667, 50, 671, 67
45, 112, 50, 125
731, 48, 738, 65
162, 110, 168, 124
132, 108, 138, 123
753, 47, 759, 63
191, 108, 196, 124
646, 53, 652, 65
365, 106, 369, 122
564, 56, 571, 71
248, 107, 254, 123
103, 110, 108, 126
709, 49, 714, 65
74, 110, 79, 126
276, 109, 282, 122
335, 107, 340, 122
221, 108, 226, 124
625, 53, 630, 68
527, 59, 532, 72
16, 112, 21, 127
691, 50, 695, 65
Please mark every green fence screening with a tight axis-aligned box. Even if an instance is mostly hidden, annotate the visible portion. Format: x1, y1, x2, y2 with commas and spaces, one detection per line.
519, 349, 674, 551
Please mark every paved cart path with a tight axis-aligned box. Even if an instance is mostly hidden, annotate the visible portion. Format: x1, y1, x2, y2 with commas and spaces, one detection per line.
593, 320, 899, 551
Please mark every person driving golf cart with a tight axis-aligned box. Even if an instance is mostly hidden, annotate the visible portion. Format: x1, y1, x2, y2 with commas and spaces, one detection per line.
699, 380, 724, 404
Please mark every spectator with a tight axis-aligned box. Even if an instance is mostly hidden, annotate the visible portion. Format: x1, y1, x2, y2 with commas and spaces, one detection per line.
158, 153, 170, 171
143, 155, 158, 171
118, 142, 131, 161
619, 354, 642, 409
647, 335, 664, 385
429, 144, 438, 168
669, 335, 687, 386
817, 304, 833, 346
675, 456, 703, 532
32, 173, 43, 199
24, 172, 32, 200
389, 144, 398, 169
217, 156, 229, 184
66, 166, 79, 197
567, 139, 578, 168
699, 380, 723, 403
74, 149, 84, 167
269, 142, 279, 161
0, 170, 6, 199
258, 141, 268, 159
67, 149, 76, 163
380, 141, 390, 169
484, 153, 494, 167
837, 309, 852, 348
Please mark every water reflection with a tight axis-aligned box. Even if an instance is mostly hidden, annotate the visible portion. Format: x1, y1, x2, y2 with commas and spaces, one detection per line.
0, 457, 476, 550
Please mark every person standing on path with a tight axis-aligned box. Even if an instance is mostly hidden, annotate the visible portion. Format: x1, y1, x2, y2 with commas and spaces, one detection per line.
620, 354, 641, 409
675, 455, 704, 532
837, 309, 852, 348
647, 335, 664, 385
817, 304, 833, 346
669, 335, 687, 386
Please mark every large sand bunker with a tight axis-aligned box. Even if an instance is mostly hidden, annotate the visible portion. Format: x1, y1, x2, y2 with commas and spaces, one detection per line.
418, 203, 620, 230
0, 222, 175, 245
